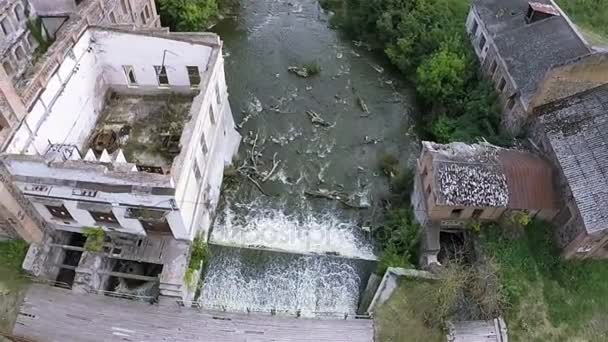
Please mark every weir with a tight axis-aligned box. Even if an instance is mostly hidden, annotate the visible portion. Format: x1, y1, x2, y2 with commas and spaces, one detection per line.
197, 0, 417, 316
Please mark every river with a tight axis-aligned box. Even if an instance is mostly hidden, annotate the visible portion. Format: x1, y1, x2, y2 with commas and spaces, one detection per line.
200, 0, 418, 316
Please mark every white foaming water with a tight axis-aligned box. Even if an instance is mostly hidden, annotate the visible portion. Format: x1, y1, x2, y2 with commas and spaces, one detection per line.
210, 199, 376, 260
200, 248, 365, 317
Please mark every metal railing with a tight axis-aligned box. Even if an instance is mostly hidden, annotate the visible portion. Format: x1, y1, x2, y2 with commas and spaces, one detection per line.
173, 301, 371, 320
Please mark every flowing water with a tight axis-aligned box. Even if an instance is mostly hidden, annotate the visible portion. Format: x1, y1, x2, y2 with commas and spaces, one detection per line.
201, 0, 418, 315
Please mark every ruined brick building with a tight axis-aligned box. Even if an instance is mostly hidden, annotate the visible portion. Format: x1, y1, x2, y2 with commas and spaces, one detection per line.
0, 0, 241, 302
466, 0, 591, 134
427, 0, 608, 260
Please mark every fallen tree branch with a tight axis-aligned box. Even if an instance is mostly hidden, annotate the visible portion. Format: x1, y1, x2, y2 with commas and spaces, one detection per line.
247, 175, 268, 196
261, 153, 281, 183
306, 110, 332, 127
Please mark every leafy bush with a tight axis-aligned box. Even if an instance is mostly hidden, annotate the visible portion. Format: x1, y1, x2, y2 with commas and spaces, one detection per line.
375, 208, 420, 273
83, 227, 106, 253
302, 61, 322, 76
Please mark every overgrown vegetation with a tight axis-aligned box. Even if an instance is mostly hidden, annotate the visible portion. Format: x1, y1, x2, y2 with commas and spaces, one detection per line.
0, 240, 29, 333
481, 220, 608, 340
157, 0, 238, 31
185, 235, 210, 289
26, 18, 52, 55
83, 227, 106, 253
323, 0, 508, 145
558, 0, 608, 42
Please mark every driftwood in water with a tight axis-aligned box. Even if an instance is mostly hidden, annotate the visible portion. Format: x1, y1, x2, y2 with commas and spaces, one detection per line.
305, 189, 370, 209
306, 110, 332, 127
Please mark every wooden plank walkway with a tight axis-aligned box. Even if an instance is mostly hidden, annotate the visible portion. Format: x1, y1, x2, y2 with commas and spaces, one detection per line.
13, 285, 374, 342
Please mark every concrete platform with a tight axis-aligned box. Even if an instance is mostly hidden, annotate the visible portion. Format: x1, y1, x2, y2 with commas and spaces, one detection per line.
13, 284, 374, 342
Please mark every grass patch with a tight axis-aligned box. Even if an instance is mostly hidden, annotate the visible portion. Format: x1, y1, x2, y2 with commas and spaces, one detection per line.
558, 0, 608, 43
375, 279, 445, 342
480, 220, 608, 341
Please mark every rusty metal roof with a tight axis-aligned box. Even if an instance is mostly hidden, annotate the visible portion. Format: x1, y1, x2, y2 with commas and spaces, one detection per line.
498, 150, 557, 210
528, 2, 561, 17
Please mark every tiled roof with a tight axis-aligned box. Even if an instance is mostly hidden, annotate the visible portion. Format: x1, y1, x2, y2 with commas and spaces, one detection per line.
540, 84, 608, 233
473, 0, 590, 106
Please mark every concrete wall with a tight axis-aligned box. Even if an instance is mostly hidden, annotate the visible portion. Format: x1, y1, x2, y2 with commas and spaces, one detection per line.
172, 52, 240, 241
29, 0, 76, 16
94, 30, 212, 94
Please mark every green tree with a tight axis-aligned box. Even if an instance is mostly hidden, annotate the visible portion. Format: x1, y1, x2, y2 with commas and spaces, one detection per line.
159, 0, 219, 31
416, 45, 467, 106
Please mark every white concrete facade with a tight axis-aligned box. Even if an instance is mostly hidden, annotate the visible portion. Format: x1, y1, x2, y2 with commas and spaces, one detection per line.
2, 27, 240, 242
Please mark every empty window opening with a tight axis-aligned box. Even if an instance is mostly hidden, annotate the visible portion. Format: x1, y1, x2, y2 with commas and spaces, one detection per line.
89, 211, 119, 225
209, 105, 216, 125
14, 4, 23, 21
200, 133, 208, 155
136, 165, 164, 174
472, 19, 479, 36
123, 65, 137, 86
450, 209, 463, 218
498, 78, 506, 92
216, 83, 222, 105
2, 61, 13, 75
478, 35, 487, 50
472, 209, 483, 219
193, 162, 202, 183
145, 5, 151, 19
490, 60, 497, 75
46, 204, 74, 221
109, 11, 117, 23
140, 11, 146, 24
421, 166, 428, 177
155, 65, 169, 86
140, 219, 172, 235
507, 98, 515, 110
186, 66, 200, 88
104, 260, 163, 302
121, 0, 128, 14
1, 18, 11, 35
426, 184, 431, 195
14, 45, 25, 60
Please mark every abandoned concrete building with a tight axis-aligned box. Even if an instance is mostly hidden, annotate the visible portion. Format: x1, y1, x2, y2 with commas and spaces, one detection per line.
0, 8, 240, 301
0, 0, 162, 242
528, 53, 608, 259
466, 0, 591, 133
412, 141, 557, 264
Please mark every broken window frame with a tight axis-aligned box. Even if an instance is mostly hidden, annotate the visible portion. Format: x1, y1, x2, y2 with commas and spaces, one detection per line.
507, 98, 515, 110
155, 65, 169, 87
186, 66, 200, 88
14, 45, 25, 61
89, 210, 120, 225
193, 161, 202, 183
478, 34, 487, 51
123, 65, 137, 86
209, 104, 216, 125
471, 19, 479, 36
472, 209, 483, 219
498, 78, 507, 93
215, 83, 222, 105
1, 18, 11, 36
46, 204, 74, 221
200, 132, 209, 155
450, 209, 463, 219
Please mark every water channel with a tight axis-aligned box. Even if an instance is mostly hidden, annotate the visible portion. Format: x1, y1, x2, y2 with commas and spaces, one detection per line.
200, 0, 418, 316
